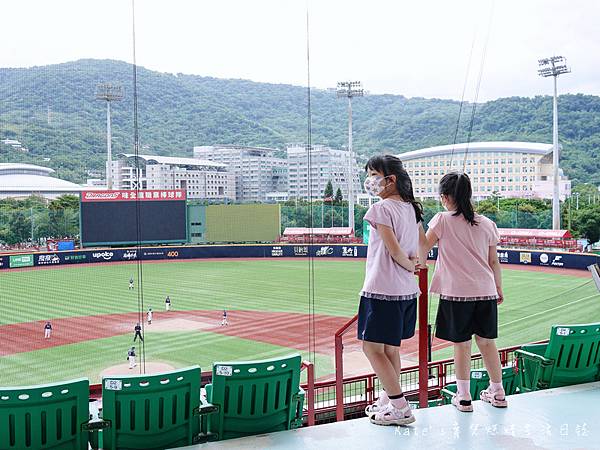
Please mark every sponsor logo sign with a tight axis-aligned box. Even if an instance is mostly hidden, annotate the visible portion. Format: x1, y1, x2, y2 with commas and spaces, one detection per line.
37, 254, 60, 265
104, 379, 123, 391
519, 252, 532, 264
316, 246, 334, 256
556, 327, 570, 336
81, 189, 186, 202
215, 365, 233, 377
143, 250, 165, 257
9, 254, 34, 268
551, 255, 564, 267
293, 246, 308, 256
540, 253, 549, 265
342, 246, 358, 257
497, 251, 509, 263
92, 251, 114, 261
271, 246, 283, 257
123, 250, 137, 260
166, 251, 179, 258
0, 258, 4, 268
65, 254, 87, 262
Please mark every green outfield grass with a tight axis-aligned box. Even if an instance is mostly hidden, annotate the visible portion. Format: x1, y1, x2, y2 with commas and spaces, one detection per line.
0, 259, 598, 386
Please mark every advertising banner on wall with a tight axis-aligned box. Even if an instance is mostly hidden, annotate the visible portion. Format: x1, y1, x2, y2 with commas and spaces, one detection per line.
9, 254, 34, 268
0, 244, 597, 271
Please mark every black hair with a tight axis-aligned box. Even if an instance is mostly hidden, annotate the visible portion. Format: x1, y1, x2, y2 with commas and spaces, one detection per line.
365, 154, 423, 223
439, 172, 478, 226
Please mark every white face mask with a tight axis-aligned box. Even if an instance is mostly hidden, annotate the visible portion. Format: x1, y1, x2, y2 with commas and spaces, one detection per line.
363, 175, 386, 197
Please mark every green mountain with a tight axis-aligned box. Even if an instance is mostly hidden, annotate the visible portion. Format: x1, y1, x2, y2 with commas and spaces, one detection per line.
1, 59, 599, 184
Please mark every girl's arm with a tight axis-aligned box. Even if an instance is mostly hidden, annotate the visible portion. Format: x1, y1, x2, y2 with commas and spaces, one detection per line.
378, 224, 416, 272
417, 223, 433, 269
488, 245, 503, 304
423, 228, 439, 254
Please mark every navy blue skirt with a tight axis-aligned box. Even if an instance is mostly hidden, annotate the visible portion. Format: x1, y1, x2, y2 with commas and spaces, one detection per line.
357, 296, 417, 346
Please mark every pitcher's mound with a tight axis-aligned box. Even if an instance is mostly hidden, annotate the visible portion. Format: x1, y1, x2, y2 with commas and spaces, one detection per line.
100, 362, 176, 377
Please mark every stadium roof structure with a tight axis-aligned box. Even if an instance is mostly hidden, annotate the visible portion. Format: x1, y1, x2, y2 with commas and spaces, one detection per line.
498, 228, 572, 239
396, 142, 555, 161
0, 163, 83, 197
120, 154, 225, 169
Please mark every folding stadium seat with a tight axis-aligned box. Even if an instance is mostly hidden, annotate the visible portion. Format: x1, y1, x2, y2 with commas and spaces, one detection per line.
0, 378, 91, 450
203, 354, 305, 441
99, 366, 215, 449
515, 323, 600, 392
440, 366, 520, 404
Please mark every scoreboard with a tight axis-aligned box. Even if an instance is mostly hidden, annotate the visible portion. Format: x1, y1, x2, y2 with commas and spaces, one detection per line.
80, 190, 187, 247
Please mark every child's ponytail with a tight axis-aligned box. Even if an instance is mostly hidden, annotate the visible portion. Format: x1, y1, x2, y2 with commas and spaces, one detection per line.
440, 172, 478, 226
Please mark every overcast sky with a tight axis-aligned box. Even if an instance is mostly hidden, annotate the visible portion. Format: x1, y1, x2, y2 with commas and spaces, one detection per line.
2, 0, 598, 101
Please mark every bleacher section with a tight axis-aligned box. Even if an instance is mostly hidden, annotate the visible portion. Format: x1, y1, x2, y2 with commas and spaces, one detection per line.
278, 227, 361, 244
185, 382, 600, 449
2, 323, 599, 449
499, 228, 580, 252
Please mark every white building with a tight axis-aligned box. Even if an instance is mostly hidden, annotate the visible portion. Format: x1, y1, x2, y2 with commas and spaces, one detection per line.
193, 145, 287, 202
286, 144, 361, 201
356, 193, 380, 208
398, 142, 571, 201
111, 154, 236, 201
265, 191, 289, 202
0, 163, 84, 199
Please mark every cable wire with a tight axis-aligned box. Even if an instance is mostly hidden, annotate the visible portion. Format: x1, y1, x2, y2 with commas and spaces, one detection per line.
131, 0, 146, 373
305, 5, 317, 365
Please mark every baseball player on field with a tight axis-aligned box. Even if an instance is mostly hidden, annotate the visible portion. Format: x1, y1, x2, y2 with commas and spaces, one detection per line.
165, 295, 171, 311
221, 309, 229, 326
147, 307, 153, 325
44, 321, 52, 339
128, 346, 136, 369
133, 323, 144, 342
129, 277, 134, 290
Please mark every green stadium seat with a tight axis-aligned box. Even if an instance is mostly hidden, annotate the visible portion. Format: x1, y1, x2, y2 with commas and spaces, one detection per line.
515, 323, 600, 392
441, 366, 520, 404
100, 366, 215, 449
0, 378, 91, 450
203, 354, 305, 441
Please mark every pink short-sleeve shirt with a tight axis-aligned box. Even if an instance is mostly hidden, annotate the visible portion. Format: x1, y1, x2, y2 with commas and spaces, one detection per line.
360, 199, 420, 299
428, 212, 499, 298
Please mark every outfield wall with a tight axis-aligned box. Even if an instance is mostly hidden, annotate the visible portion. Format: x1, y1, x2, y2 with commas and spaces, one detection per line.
0, 245, 598, 271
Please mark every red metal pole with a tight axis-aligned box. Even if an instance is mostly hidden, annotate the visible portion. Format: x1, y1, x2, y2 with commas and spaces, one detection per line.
418, 267, 429, 408
304, 361, 316, 426
334, 334, 345, 421
334, 314, 358, 422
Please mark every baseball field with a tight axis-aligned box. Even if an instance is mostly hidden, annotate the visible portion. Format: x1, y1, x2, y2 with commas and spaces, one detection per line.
0, 258, 598, 386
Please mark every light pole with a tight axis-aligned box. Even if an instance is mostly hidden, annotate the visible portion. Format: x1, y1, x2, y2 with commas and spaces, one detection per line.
337, 81, 363, 233
96, 83, 124, 190
538, 56, 570, 229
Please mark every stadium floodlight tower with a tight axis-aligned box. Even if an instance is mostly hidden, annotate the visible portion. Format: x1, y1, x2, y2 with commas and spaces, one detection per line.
538, 56, 570, 230
337, 81, 363, 232
96, 83, 124, 190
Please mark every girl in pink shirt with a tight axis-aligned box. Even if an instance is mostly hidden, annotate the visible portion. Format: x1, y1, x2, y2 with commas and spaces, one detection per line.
422, 172, 506, 412
359, 155, 424, 426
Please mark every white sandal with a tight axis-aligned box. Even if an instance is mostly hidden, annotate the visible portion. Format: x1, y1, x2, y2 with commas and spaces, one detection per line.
365, 395, 389, 417
370, 403, 415, 426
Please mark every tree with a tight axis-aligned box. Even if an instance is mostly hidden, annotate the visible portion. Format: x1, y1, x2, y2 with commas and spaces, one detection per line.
324, 181, 334, 200
49, 194, 79, 211
334, 188, 343, 205
574, 206, 600, 245
7, 211, 30, 245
